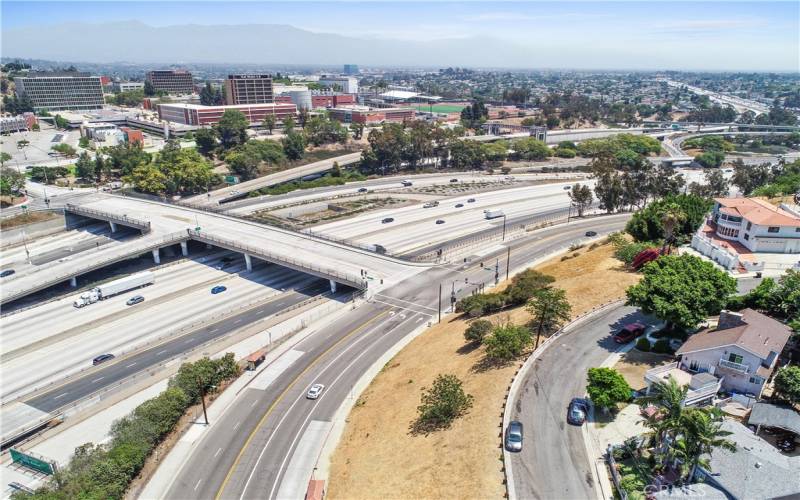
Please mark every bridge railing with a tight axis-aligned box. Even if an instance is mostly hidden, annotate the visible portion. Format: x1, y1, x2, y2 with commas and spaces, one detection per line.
65, 203, 152, 233
186, 229, 366, 289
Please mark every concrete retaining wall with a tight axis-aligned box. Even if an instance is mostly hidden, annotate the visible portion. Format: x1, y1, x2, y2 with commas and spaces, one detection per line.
1, 213, 66, 249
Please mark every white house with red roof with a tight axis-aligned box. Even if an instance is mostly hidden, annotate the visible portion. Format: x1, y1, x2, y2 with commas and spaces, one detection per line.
710, 197, 800, 253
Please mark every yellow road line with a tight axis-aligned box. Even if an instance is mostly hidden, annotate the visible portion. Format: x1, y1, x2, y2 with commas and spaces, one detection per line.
214, 310, 389, 500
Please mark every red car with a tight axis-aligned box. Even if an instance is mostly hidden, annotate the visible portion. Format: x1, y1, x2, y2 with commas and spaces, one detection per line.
613, 322, 646, 343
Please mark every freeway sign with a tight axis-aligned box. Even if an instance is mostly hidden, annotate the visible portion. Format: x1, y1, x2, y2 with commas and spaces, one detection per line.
10, 448, 57, 475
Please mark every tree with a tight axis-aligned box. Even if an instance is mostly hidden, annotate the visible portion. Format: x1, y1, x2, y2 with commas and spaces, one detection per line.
773, 366, 800, 405
659, 202, 687, 252
586, 367, 631, 411
694, 150, 725, 168
511, 137, 550, 161
305, 115, 349, 146
0, 152, 11, 167
674, 408, 736, 481
226, 150, 260, 181
214, 110, 249, 149
526, 288, 572, 349
51, 143, 77, 157
112, 90, 145, 107
636, 378, 688, 454
283, 116, 296, 134
143, 79, 156, 96
415, 374, 473, 432
483, 323, 532, 361
591, 154, 624, 213
505, 269, 555, 306
194, 128, 217, 157
199, 82, 223, 106
262, 114, 277, 135
731, 159, 773, 195
281, 131, 306, 161
568, 183, 593, 217
104, 143, 151, 176
351, 121, 365, 140
125, 163, 167, 194
0, 167, 25, 196
464, 319, 492, 344
626, 254, 737, 331
625, 194, 712, 245
74, 151, 96, 182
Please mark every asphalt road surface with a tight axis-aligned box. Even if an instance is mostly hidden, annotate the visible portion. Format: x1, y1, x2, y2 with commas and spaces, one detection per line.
165, 215, 630, 500
510, 304, 654, 500
23, 281, 329, 413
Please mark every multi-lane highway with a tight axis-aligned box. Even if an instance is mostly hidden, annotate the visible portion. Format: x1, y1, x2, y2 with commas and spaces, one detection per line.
161, 214, 630, 500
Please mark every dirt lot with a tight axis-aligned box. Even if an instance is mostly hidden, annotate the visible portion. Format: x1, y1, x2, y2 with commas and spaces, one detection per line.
0, 210, 60, 230
615, 349, 674, 392
327, 239, 641, 499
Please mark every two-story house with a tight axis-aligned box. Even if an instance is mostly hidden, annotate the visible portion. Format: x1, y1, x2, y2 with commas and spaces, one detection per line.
675, 309, 792, 398
711, 197, 800, 253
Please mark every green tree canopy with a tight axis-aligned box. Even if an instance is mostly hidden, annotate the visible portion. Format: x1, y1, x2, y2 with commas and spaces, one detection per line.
483, 323, 532, 361
625, 194, 712, 245
214, 110, 249, 149
464, 319, 493, 344
526, 287, 572, 348
773, 366, 800, 405
586, 367, 631, 411
414, 374, 473, 432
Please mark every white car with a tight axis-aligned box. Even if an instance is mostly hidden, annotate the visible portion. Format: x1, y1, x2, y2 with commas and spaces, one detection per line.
306, 383, 325, 399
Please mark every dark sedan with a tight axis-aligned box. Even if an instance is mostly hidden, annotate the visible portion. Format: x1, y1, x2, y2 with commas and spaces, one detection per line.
567, 398, 589, 425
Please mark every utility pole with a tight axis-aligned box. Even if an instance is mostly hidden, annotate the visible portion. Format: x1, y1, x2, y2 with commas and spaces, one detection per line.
502, 214, 507, 241
438, 283, 442, 323
506, 246, 511, 281
494, 259, 500, 285
450, 281, 456, 312
197, 376, 209, 425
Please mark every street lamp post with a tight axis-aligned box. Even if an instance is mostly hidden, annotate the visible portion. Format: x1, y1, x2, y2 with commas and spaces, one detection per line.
502, 214, 507, 241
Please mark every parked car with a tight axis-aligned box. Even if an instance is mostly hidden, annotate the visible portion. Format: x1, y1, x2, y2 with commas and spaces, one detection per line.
567, 398, 589, 425
92, 354, 115, 366
467, 198, 476, 203
436, 219, 445, 224
211, 285, 227, 294
449, 178, 459, 183
382, 217, 395, 224
504, 420, 524, 452
358, 187, 368, 193
307, 383, 325, 399
585, 231, 597, 237
0, 269, 15, 278
613, 322, 647, 343
126, 295, 145, 306
455, 203, 464, 208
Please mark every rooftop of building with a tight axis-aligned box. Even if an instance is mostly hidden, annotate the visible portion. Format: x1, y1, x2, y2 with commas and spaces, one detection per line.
715, 197, 800, 227
21, 71, 93, 79
158, 102, 295, 110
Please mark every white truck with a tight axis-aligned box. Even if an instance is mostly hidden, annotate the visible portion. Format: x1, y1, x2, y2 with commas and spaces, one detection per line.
73, 272, 155, 308
423, 201, 440, 208
484, 209, 505, 220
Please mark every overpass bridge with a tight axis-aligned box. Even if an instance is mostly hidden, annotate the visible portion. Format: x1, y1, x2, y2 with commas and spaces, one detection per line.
1, 195, 424, 305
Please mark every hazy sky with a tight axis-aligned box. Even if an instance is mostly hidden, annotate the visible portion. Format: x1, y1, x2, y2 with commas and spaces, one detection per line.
2, 1, 798, 71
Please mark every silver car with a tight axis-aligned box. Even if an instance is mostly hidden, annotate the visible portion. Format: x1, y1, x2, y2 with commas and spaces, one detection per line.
505, 420, 523, 452
307, 383, 325, 400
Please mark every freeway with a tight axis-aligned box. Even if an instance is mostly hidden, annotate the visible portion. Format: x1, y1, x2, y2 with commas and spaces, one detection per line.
183, 151, 363, 207
21, 279, 331, 415
509, 304, 653, 500
160, 214, 631, 500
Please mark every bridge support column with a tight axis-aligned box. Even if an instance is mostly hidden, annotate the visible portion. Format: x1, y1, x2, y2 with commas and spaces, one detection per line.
329, 279, 337, 293
244, 253, 252, 272
152, 248, 161, 264
109, 222, 118, 233
70, 276, 77, 287
180, 241, 189, 257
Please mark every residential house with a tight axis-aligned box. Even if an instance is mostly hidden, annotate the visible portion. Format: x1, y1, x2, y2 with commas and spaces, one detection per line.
675, 309, 791, 398
710, 197, 800, 253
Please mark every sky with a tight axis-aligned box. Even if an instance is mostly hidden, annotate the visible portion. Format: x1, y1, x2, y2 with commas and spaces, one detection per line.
2, 1, 799, 71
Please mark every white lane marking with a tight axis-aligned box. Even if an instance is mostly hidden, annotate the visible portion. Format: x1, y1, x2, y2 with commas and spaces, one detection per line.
373, 294, 439, 312
416, 316, 424, 323
211, 328, 219, 333
184, 338, 194, 344
54, 392, 69, 399
214, 447, 223, 458
91, 377, 104, 383
194, 479, 202, 491
126, 362, 137, 368
233, 421, 241, 431
369, 299, 433, 317
251, 400, 257, 408
234, 319, 243, 325
156, 349, 167, 355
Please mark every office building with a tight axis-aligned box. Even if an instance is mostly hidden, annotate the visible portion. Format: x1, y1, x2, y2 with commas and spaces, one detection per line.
343, 64, 359, 75
14, 72, 104, 112
328, 106, 414, 125
319, 76, 358, 94
224, 74, 274, 105
0, 114, 35, 133
157, 102, 296, 126
114, 82, 145, 93
145, 70, 194, 95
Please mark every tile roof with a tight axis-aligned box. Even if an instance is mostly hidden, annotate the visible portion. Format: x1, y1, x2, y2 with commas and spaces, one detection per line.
676, 309, 791, 359
715, 197, 800, 227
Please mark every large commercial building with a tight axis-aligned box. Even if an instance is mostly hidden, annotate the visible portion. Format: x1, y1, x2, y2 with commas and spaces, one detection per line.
318, 76, 358, 94
224, 74, 274, 105
145, 70, 194, 95
114, 82, 145, 93
343, 64, 359, 75
276, 93, 356, 109
0, 114, 36, 133
328, 107, 415, 125
14, 72, 104, 111
157, 102, 296, 126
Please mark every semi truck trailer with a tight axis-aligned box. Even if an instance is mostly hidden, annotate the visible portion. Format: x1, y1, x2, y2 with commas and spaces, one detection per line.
73, 272, 155, 308
484, 209, 505, 220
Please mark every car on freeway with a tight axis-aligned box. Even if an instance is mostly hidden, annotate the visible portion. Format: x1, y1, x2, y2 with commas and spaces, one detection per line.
449, 178, 459, 183
436, 219, 445, 224
126, 295, 145, 306
358, 187, 368, 193
455, 203, 464, 208
307, 383, 325, 399
211, 285, 227, 294
563, 185, 572, 190
0, 269, 15, 278
229, 190, 241, 196
613, 322, 647, 343
504, 420, 524, 452
382, 217, 395, 224
215, 256, 235, 270
585, 231, 598, 237
567, 398, 589, 425
92, 353, 115, 366
467, 198, 476, 203
401, 180, 413, 187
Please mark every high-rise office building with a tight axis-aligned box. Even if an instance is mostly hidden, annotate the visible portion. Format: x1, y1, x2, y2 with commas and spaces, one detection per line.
14, 72, 104, 112
319, 76, 359, 94
223, 74, 274, 105
145, 70, 194, 95
343, 64, 359, 75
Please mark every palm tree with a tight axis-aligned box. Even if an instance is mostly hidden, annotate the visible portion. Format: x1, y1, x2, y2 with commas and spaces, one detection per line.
636, 378, 687, 459
677, 408, 736, 481
659, 203, 686, 254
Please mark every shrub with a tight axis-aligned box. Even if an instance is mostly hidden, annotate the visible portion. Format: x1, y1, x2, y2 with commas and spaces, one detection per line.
652, 339, 671, 354
614, 241, 656, 265
555, 147, 577, 158
415, 374, 473, 432
483, 323, 532, 361
586, 367, 632, 411
464, 319, 492, 344
635, 337, 651, 351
